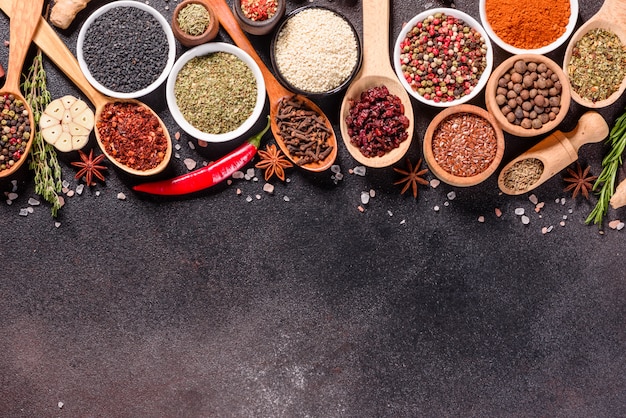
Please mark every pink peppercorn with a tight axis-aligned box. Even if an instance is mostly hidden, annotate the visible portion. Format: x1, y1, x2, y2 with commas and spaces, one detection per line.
399, 12, 488, 103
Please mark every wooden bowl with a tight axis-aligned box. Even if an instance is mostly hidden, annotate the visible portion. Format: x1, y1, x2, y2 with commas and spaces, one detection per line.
172, 0, 219, 47
562, 0, 626, 108
424, 104, 505, 187
232, 0, 285, 36
485, 54, 571, 138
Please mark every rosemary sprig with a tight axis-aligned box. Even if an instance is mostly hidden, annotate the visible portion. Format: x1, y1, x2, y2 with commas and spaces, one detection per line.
586, 110, 626, 227
23, 49, 63, 217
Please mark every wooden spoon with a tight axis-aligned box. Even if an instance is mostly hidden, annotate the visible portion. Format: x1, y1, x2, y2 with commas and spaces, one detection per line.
498, 111, 609, 195
0, 0, 172, 177
562, 0, 626, 108
338, 0, 414, 168
210, 0, 337, 172
0, 0, 43, 179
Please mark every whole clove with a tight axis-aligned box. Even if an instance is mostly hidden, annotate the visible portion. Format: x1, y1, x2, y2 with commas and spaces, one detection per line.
275, 95, 333, 165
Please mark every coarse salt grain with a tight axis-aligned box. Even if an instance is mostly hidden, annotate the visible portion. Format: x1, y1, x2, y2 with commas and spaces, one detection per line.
495, 207, 502, 217
478, 215, 485, 223
353, 166, 366, 176
514, 207, 525, 216
430, 179, 440, 188
232, 171, 244, 179
117, 192, 126, 200
521, 215, 530, 224
529, 194, 538, 204
447, 191, 456, 200
361, 191, 370, 205
263, 183, 274, 194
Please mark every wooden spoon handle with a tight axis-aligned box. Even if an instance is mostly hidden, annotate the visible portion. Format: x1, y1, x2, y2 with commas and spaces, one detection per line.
208, 0, 289, 99
565, 111, 609, 152
0, 0, 108, 108
4, 0, 44, 90
361, 0, 391, 74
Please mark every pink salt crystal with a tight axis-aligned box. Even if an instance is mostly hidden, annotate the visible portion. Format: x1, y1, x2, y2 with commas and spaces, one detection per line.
495, 207, 502, 217
609, 220, 621, 230
174, 131, 181, 140
198, 140, 208, 148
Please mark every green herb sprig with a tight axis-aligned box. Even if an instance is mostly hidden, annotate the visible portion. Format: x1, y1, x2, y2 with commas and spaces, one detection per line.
23, 49, 63, 217
586, 109, 626, 227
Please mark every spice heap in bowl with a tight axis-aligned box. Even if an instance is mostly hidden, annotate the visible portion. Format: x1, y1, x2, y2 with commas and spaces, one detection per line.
479, 0, 578, 55
271, 6, 361, 97
393, 8, 493, 107
233, 0, 286, 36
166, 42, 266, 143
564, 27, 626, 108
172, 0, 219, 47
485, 54, 571, 137
423, 104, 504, 187
77, 1, 176, 99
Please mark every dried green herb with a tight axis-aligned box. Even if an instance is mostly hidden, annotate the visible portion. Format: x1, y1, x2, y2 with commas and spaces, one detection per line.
501, 158, 544, 193
23, 49, 63, 217
174, 52, 257, 134
177, 3, 210, 36
568, 28, 626, 103
586, 109, 626, 227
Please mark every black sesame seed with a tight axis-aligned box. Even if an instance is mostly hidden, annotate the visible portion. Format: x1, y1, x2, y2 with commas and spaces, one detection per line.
82, 6, 169, 93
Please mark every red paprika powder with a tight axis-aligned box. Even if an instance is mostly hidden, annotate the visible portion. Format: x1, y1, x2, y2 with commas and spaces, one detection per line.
484, 0, 570, 50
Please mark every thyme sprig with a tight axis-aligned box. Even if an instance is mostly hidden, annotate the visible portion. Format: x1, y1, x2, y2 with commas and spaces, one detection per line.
586, 109, 626, 227
23, 49, 63, 217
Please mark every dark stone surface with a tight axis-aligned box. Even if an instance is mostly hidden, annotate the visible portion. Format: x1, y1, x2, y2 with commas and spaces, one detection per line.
1, 0, 625, 417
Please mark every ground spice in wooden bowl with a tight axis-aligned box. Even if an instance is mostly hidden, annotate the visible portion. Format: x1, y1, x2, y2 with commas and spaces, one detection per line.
480, 0, 576, 54
423, 104, 504, 187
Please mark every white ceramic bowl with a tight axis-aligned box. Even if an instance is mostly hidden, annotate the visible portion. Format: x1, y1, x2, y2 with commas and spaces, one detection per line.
479, 0, 579, 55
393, 8, 493, 108
166, 42, 266, 143
77, 1, 176, 99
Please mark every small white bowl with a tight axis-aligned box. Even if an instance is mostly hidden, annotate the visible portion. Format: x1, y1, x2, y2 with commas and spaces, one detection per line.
166, 42, 266, 143
77, 1, 176, 99
393, 8, 493, 108
479, 0, 579, 55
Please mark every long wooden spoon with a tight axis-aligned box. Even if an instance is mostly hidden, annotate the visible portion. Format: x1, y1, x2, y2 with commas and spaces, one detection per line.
0, 0, 43, 178
338, 0, 414, 168
562, 0, 626, 108
0, 0, 172, 177
210, 0, 337, 172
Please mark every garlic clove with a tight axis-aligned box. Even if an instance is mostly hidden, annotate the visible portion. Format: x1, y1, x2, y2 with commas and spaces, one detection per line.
39, 114, 60, 129
69, 99, 89, 118
44, 98, 65, 118
72, 135, 89, 150
55, 132, 74, 153
41, 125, 62, 144
73, 107, 95, 129
61, 95, 76, 109
68, 122, 91, 137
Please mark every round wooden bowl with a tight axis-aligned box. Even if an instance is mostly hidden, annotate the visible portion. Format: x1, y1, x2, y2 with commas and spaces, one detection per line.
485, 54, 571, 137
172, 0, 219, 47
423, 104, 505, 187
562, 9, 626, 108
233, 0, 285, 36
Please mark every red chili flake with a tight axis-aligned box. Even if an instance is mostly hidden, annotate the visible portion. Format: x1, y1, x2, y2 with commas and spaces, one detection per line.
96, 102, 168, 171
345, 85, 410, 158
432, 112, 497, 177
240, 0, 278, 21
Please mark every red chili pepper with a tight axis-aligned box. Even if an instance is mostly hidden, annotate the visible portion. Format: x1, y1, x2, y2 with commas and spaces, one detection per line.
133, 117, 270, 195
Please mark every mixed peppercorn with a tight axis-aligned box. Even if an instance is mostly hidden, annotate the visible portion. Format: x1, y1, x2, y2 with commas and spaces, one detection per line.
0, 94, 31, 172
398, 12, 488, 103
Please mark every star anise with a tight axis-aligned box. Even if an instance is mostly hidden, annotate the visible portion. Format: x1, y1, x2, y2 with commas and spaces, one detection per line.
563, 162, 597, 199
255, 144, 293, 181
71, 149, 107, 185
393, 158, 429, 199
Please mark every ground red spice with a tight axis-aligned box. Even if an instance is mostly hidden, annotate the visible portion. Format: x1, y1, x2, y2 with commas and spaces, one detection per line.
432, 112, 497, 177
240, 0, 278, 21
96, 102, 168, 171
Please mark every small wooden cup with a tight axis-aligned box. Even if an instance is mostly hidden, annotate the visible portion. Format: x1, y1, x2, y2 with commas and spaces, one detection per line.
232, 0, 285, 36
424, 104, 505, 187
172, 0, 219, 47
485, 54, 571, 138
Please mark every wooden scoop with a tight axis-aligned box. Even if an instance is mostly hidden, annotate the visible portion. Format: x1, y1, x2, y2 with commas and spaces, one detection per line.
563, 0, 626, 108
0, 0, 43, 178
498, 111, 609, 195
210, 0, 337, 172
338, 0, 414, 168
0, 0, 172, 177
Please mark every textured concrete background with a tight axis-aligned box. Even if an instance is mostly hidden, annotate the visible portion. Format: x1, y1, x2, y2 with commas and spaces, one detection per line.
1, 0, 625, 417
